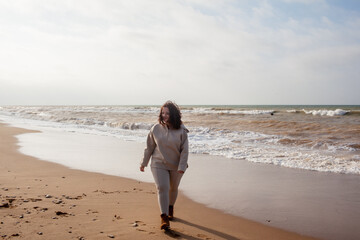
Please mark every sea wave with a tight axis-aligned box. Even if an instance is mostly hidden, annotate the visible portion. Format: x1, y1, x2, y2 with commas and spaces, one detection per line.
183, 108, 275, 115
302, 109, 349, 116
1, 105, 357, 117
286, 109, 298, 113
0, 105, 359, 175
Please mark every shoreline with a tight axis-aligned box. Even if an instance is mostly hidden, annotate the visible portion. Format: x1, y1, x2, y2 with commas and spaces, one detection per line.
0, 123, 318, 239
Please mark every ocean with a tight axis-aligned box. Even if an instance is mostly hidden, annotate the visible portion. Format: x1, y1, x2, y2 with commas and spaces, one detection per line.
0, 105, 359, 175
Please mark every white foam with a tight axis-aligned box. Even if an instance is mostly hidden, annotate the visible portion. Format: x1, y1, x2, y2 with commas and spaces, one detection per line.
287, 109, 298, 113
303, 109, 349, 116
186, 108, 274, 115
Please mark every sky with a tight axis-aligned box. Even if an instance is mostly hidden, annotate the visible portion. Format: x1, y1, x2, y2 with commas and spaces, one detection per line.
0, 0, 359, 105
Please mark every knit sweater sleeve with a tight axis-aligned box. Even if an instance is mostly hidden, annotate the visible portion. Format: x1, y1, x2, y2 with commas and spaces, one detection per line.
178, 128, 189, 172
140, 127, 156, 167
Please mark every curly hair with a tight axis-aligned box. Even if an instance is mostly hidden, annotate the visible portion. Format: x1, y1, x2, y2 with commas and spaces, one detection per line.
158, 101, 182, 129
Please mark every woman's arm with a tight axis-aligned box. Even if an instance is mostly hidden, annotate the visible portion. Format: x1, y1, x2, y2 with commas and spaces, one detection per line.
140, 129, 156, 171
178, 130, 189, 173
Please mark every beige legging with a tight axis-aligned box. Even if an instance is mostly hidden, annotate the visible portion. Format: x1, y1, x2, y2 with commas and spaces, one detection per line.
151, 167, 183, 215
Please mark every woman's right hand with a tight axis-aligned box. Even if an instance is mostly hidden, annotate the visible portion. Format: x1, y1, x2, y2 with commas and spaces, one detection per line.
140, 166, 145, 172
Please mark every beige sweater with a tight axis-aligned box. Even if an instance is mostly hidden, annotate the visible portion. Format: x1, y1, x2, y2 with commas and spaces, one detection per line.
141, 123, 189, 172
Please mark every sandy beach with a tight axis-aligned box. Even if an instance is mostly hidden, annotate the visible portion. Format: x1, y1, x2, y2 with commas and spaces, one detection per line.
0, 123, 321, 239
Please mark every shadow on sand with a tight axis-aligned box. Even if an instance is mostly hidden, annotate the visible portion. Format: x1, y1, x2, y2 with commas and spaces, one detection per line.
166, 218, 240, 240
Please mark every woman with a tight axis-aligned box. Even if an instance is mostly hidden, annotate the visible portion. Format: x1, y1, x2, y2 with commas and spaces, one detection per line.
140, 101, 189, 230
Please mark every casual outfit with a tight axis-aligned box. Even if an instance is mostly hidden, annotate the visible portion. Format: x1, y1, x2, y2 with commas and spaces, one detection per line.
141, 123, 189, 228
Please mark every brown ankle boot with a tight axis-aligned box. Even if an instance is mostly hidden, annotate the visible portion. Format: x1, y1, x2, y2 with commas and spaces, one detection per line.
168, 205, 174, 221
160, 214, 170, 230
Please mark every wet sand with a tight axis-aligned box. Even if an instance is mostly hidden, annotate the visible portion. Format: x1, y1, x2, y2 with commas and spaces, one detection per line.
0, 123, 319, 239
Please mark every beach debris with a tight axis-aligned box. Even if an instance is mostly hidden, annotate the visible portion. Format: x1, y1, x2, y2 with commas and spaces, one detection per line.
266, 219, 271, 222
52, 199, 63, 204
45, 194, 52, 198
27, 198, 42, 202
0, 202, 9, 208
7, 198, 16, 204
64, 194, 85, 200
34, 207, 48, 212
19, 214, 24, 219
55, 211, 68, 216
131, 220, 146, 228
37, 232, 43, 235
11, 233, 20, 237
78, 237, 85, 240
3, 188, 8, 191
108, 234, 115, 238
114, 214, 122, 220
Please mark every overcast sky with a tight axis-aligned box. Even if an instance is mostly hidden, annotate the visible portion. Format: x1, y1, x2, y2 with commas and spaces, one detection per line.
0, 0, 359, 105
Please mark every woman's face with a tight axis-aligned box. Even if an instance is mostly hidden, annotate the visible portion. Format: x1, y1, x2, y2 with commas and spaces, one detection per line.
162, 107, 170, 124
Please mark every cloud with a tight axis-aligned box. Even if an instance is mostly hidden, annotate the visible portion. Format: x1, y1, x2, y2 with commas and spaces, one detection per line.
0, 0, 359, 105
